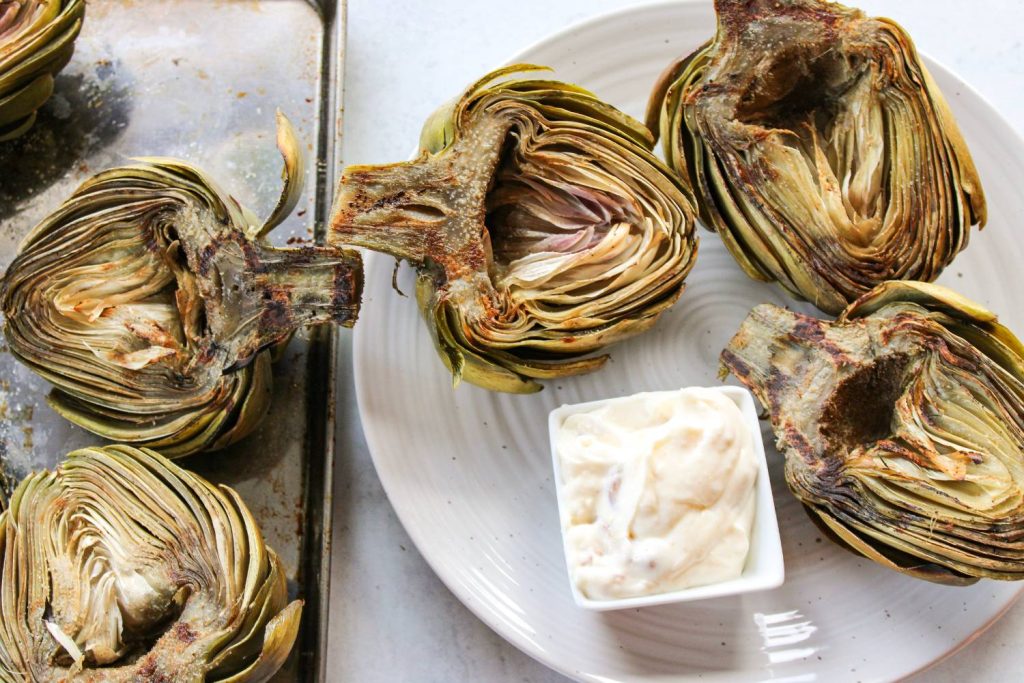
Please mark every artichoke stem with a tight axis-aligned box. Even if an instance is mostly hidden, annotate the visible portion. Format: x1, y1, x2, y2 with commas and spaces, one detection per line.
245, 245, 364, 349
719, 303, 801, 405
330, 159, 447, 263
330, 114, 512, 283
714, 0, 813, 27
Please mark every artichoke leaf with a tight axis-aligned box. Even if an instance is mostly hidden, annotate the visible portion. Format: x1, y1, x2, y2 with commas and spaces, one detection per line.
722, 282, 1024, 583
256, 110, 306, 239
0, 445, 301, 682
1, 116, 364, 456
331, 65, 698, 392
650, 0, 986, 314
0, 0, 84, 141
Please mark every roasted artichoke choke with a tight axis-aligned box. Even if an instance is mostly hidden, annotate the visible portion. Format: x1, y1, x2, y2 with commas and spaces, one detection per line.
0, 444, 301, 682
0, 114, 363, 456
648, 0, 986, 314
0, 0, 84, 141
331, 65, 698, 393
722, 281, 1024, 584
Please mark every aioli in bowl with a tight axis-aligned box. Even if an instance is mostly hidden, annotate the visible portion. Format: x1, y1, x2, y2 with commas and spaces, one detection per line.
549, 386, 784, 610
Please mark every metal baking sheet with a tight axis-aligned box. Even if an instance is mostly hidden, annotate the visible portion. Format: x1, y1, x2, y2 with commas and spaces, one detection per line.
0, 1, 346, 680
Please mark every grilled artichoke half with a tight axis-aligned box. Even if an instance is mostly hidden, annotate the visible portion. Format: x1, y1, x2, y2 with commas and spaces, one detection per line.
0, 0, 84, 141
0, 445, 301, 682
0, 114, 363, 456
331, 65, 698, 393
647, 0, 986, 315
722, 281, 1024, 585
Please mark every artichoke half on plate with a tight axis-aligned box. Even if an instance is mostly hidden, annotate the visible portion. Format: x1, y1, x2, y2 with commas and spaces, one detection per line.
648, 0, 986, 314
0, 115, 363, 457
0, 0, 84, 141
0, 445, 301, 682
722, 282, 1024, 585
331, 65, 698, 393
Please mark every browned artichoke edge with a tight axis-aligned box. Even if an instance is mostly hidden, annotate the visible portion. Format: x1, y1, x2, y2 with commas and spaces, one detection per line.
722, 281, 1024, 585
647, 0, 986, 315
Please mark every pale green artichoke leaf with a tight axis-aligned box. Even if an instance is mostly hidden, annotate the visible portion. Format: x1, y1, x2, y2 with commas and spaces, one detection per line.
811, 505, 977, 586
255, 110, 306, 239
420, 64, 553, 153
419, 278, 542, 394
217, 601, 303, 683
0, 72, 51, 128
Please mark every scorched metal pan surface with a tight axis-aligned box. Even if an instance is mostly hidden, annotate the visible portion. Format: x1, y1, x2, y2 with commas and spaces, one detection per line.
0, 1, 347, 680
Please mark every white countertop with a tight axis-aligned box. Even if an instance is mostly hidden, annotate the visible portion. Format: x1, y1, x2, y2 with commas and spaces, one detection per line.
328, 1, 1024, 681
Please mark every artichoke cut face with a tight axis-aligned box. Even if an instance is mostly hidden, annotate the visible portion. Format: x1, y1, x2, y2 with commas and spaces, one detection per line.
649, 0, 986, 315
0, 0, 85, 141
722, 282, 1024, 584
332, 65, 698, 393
0, 445, 302, 682
0, 115, 364, 456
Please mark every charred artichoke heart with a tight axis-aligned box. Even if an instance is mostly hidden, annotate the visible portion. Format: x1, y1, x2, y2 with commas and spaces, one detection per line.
331, 65, 698, 393
0, 114, 363, 456
648, 0, 985, 314
0, 0, 84, 140
722, 281, 1024, 585
0, 444, 301, 682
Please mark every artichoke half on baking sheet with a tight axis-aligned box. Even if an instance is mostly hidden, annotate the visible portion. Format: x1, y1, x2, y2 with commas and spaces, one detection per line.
0, 0, 84, 141
648, 0, 986, 314
0, 114, 363, 457
722, 281, 1024, 585
0, 445, 301, 682
331, 65, 698, 393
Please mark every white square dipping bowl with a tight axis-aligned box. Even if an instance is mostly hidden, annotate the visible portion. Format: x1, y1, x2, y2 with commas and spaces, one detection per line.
548, 386, 785, 611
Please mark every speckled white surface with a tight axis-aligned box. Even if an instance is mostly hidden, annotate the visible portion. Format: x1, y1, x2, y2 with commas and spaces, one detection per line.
328, 2, 1024, 681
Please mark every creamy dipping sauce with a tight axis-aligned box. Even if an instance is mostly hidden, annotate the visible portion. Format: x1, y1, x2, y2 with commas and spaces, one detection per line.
554, 388, 758, 601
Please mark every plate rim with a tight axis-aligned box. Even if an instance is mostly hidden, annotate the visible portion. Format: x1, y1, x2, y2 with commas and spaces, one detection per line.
351, 2, 1024, 680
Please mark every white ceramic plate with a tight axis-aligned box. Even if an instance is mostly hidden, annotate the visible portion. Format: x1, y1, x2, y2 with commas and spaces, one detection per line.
353, 2, 1024, 681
